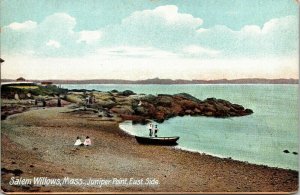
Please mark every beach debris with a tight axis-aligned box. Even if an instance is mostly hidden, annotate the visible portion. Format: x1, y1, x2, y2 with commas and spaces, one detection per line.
283, 150, 290, 153
292, 152, 298, 155
12, 169, 23, 176
1, 168, 23, 176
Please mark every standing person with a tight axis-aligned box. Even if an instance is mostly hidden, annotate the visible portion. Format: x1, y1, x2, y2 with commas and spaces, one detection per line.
84, 136, 91, 146
74, 136, 83, 146
148, 123, 153, 137
154, 125, 159, 137
57, 97, 61, 107
42, 99, 46, 107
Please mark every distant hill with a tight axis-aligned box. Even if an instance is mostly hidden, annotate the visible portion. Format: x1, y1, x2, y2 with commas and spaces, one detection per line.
1, 78, 298, 84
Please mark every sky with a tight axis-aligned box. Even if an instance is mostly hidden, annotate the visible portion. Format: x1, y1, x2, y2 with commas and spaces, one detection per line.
1, 0, 299, 80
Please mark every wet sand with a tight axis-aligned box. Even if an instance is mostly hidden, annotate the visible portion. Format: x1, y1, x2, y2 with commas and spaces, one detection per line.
1, 105, 298, 193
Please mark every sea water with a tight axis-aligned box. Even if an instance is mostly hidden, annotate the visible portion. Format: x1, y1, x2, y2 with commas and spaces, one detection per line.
62, 84, 299, 170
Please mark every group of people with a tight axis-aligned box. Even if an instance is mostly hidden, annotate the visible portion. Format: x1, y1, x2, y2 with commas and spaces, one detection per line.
74, 136, 91, 146
148, 123, 159, 137
85, 93, 96, 105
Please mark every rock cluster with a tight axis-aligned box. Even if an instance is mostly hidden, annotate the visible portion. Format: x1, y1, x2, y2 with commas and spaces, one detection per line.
67, 90, 253, 123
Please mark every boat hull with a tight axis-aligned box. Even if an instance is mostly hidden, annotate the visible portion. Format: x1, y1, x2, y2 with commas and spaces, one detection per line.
135, 136, 179, 146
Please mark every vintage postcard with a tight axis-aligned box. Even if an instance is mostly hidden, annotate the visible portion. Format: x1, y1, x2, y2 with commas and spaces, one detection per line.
0, 0, 299, 194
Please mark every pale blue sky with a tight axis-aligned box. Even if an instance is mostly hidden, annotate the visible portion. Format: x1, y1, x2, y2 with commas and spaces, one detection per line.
1, 0, 297, 30
0, 0, 299, 80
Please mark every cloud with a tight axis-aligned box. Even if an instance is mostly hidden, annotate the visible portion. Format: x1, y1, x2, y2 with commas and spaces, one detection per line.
78, 31, 102, 44
102, 5, 204, 50
195, 15, 298, 57
46, 40, 61, 48
100, 6, 297, 58
1, 6, 298, 60
123, 5, 203, 28
7, 20, 37, 31
1, 12, 100, 57
182, 45, 221, 57
97, 46, 177, 58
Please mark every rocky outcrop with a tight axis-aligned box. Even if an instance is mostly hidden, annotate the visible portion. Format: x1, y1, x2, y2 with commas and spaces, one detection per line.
117, 90, 136, 96
69, 90, 253, 123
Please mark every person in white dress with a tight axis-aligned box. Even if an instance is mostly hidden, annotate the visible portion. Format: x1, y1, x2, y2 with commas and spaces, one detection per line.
74, 136, 83, 146
84, 136, 91, 146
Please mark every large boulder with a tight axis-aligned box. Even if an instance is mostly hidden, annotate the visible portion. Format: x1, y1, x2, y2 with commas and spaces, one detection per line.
110, 105, 134, 115
66, 94, 83, 103
175, 93, 201, 102
232, 104, 244, 111
134, 106, 148, 116
170, 103, 183, 115
96, 99, 116, 109
120, 114, 147, 124
157, 95, 173, 107
245, 108, 253, 114
140, 94, 156, 103
119, 90, 136, 96
154, 111, 165, 123
214, 102, 231, 112
179, 99, 198, 110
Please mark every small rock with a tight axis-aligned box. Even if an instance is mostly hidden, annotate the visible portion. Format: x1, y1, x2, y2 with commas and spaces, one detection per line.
111, 89, 118, 93
29, 165, 34, 168
1, 168, 10, 174
11, 161, 16, 164
283, 150, 290, 153
12, 169, 23, 176
292, 152, 298, 155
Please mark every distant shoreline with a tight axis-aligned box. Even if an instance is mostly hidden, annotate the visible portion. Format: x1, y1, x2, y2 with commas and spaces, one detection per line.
1, 78, 299, 85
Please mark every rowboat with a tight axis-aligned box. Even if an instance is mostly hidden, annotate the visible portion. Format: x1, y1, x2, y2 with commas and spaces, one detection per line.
135, 136, 179, 145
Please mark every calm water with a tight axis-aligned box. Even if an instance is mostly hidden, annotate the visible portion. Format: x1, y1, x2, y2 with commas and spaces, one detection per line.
62, 84, 299, 170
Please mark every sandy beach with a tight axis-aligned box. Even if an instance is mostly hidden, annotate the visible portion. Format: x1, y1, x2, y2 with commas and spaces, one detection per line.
1, 105, 298, 193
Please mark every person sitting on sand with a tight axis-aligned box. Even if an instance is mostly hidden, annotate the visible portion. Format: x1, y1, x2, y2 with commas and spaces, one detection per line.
154, 125, 159, 137
74, 136, 83, 146
84, 136, 91, 146
148, 123, 153, 137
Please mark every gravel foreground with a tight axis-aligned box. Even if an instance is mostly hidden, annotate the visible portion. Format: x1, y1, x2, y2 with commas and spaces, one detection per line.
1, 105, 298, 193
